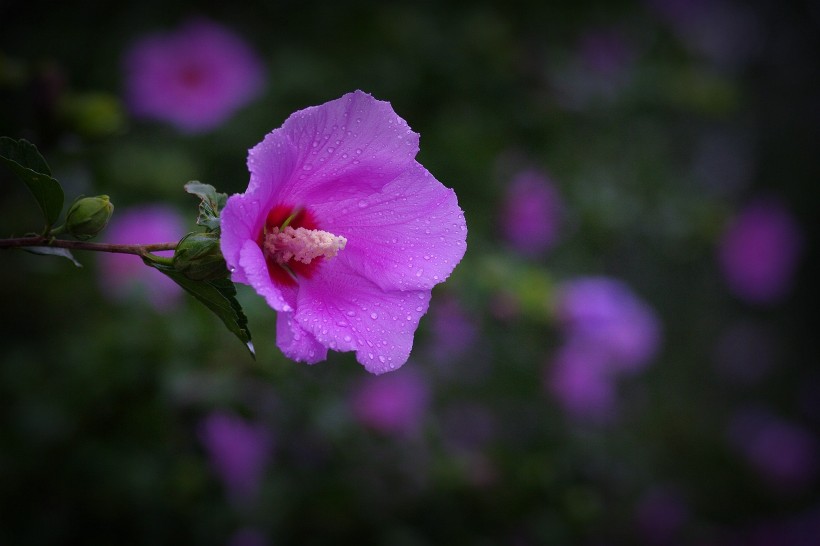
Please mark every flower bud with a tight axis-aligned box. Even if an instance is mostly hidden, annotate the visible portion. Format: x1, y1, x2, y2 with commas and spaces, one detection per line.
173, 231, 228, 281
65, 195, 114, 240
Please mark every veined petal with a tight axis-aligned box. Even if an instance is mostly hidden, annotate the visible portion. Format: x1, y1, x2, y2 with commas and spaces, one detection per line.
293, 260, 431, 374
316, 162, 467, 292
221, 193, 266, 284
252, 90, 420, 206
238, 240, 293, 312
276, 311, 327, 364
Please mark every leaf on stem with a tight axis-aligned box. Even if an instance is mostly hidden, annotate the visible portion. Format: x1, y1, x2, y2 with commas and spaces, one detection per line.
23, 246, 83, 267
0, 137, 65, 228
143, 255, 254, 357
184, 181, 227, 232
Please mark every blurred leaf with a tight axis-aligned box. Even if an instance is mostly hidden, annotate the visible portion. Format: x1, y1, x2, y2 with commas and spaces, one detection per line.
184, 181, 227, 232
0, 137, 64, 228
23, 246, 82, 267
143, 255, 254, 357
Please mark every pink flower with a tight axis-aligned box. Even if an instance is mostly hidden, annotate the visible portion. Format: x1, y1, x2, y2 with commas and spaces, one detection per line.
199, 412, 273, 503
718, 198, 803, 304
123, 18, 264, 132
728, 408, 818, 492
554, 276, 661, 372
545, 342, 618, 423
220, 91, 467, 373
349, 368, 429, 435
427, 296, 477, 363
97, 204, 185, 311
500, 170, 563, 257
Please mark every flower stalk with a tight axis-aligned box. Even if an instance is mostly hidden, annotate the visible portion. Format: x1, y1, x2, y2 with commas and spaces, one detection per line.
0, 235, 177, 257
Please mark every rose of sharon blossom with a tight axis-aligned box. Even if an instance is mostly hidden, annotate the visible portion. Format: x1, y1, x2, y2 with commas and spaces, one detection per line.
220, 91, 467, 373
546, 342, 618, 423
554, 276, 661, 372
124, 18, 264, 132
501, 170, 563, 257
349, 368, 430, 435
98, 205, 185, 311
718, 199, 803, 304
199, 412, 273, 502
728, 408, 818, 491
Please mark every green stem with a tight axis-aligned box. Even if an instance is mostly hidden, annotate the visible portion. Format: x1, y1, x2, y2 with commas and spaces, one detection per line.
0, 236, 177, 257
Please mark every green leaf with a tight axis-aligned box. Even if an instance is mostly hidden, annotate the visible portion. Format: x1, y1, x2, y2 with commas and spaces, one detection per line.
184, 181, 227, 232
0, 137, 65, 228
143, 255, 254, 357
23, 246, 82, 267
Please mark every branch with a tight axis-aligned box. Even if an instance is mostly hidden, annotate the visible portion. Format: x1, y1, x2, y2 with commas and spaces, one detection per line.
0, 236, 177, 256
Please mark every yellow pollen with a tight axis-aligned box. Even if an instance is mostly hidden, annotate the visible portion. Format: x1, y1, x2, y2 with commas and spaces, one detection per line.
264, 226, 347, 265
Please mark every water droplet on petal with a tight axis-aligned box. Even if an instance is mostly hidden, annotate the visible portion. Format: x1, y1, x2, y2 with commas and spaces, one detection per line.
370, 312, 378, 319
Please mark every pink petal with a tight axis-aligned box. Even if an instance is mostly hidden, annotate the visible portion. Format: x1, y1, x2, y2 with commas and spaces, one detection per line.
276, 311, 327, 364
250, 90, 420, 207
315, 162, 467, 292
238, 240, 293, 312
293, 260, 431, 374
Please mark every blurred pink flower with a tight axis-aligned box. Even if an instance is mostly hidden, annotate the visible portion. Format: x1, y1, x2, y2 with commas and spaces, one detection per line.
718, 199, 803, 304
427, 296, 477, 363
634, 486, 690, 544
220, 90, 467, 373
578, 28, 635, 78
500, 170, 563, 257
123, 18, 265, 132
349, 368, 429, 435
545, 342, 617, 423
97, 204, 185, 311
199, 412, 273, 503
554, 276, 661, 372
728, 408, 818, 492
228, 528, 268, 546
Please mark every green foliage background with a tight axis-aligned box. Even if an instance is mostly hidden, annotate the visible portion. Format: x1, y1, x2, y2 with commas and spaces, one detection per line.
1, 1, 818, 544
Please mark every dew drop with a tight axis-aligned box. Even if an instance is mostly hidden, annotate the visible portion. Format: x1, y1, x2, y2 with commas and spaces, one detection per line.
343, 335, 352, 342
378, 355, 386, 363
415, 269, 423, 277
358, 200, 368, 208
370, 312, 378, 319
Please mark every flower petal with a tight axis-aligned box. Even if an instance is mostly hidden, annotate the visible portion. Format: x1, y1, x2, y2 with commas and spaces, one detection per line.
238, 240, 292, 312
316, 162, 467, 292
250, 90, 420, 207
294, 260, 431, 374
276, 311, 327, 364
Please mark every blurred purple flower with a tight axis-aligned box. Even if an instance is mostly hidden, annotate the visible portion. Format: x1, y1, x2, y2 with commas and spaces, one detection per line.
728, 408, 818, 492
227, 528, 268, 546
578, 28, 635, 78
349, 368, 430, 435
634, 486, 690, 544
712, 320, 776, 384
717, 199, 803, 304
554, 276, 662, 372
220, 90, 467, 373
427, 296, 477, 363
646, 0, 760, 68
97, 204, 185, 311
545, 342, 618, 423
199, 412, 273, 502
124, 18, 265, 132
500, 170, 563, 257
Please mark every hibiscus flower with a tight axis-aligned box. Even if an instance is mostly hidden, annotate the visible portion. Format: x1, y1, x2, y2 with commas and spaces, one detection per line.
220, 91, 467, 373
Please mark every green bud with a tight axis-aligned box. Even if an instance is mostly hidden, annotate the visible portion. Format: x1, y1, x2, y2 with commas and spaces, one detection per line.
173, 231, 228, 281
65, 195, 114, 240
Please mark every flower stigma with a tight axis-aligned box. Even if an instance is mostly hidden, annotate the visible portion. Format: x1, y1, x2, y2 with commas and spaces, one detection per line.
264, 226, 347, 266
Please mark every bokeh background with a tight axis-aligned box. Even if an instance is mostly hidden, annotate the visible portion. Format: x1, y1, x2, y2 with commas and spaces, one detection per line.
2, 1, 819, 544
